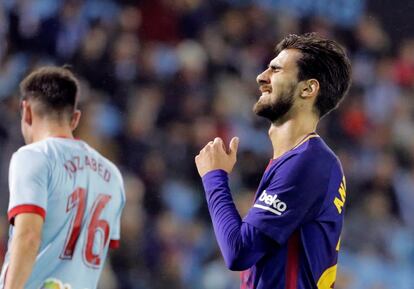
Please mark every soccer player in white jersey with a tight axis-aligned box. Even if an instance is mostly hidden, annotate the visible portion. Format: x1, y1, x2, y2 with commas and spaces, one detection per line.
0, 66, 125, 289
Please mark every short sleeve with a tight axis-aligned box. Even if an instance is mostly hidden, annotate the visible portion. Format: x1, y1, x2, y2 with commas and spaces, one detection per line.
8, 149, 50, 225
109, 173, 125, 249
243, 154, 334, 245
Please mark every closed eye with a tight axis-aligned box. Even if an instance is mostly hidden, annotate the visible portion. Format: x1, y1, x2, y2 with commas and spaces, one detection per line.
269, 65, 282, 72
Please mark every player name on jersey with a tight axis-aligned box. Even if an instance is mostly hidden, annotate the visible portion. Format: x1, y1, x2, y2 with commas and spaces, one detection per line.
63, 155, 111, 183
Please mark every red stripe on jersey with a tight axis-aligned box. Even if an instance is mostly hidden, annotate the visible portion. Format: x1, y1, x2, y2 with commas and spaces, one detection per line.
286, 230, 300, 289
52, 135, 82, 141
8, 205, 46, 225
109, 239, 120, 249
265, 159, 274, 172
240, 269, 253, 289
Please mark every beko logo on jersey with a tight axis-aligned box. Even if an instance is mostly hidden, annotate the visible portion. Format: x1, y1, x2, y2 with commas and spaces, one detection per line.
254, 190, 287, 215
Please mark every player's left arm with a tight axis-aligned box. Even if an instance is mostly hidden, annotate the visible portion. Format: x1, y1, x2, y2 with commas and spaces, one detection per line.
4, 213, 43, 289
201, 169, 275, 270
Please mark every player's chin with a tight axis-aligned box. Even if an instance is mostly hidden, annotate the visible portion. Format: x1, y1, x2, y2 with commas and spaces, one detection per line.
253, 99, 268, 115
253, 102, 277, 121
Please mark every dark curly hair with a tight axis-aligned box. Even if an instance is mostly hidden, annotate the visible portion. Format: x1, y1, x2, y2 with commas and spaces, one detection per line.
275, 33, 352, 118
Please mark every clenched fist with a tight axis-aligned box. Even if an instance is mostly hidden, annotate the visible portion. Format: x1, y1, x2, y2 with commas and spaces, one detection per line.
195, 137, 239, 177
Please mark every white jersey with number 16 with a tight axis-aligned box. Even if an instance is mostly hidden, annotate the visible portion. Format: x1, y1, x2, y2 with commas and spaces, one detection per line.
0, 137, 125, 289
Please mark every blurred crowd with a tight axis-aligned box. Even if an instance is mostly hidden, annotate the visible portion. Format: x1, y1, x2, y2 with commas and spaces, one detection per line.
0, 0, 414, 289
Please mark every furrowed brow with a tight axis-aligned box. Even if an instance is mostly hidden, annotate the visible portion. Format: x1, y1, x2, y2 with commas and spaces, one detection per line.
269, 63, 282, 70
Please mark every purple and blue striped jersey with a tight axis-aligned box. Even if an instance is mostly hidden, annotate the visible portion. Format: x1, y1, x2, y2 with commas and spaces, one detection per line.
202, 133, 347, 289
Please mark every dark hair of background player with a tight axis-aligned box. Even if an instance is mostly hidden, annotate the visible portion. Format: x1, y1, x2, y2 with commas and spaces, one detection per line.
275, 33, 352, 118
19, 66, 79, 121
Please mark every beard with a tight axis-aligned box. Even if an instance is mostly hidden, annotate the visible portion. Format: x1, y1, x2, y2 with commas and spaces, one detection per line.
253, 83, 296, 123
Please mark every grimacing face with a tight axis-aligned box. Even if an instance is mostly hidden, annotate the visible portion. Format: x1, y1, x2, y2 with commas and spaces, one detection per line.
254, 49, 303, 122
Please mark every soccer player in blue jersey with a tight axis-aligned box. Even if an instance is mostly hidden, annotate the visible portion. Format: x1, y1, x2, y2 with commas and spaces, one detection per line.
0, 67, 125, 289
195, 33, 351, 289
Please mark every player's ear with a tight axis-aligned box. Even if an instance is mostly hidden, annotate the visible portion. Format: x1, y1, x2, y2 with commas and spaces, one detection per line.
70, 109, 81, 131
300, 79, 319, 99
21, 100, 33, 125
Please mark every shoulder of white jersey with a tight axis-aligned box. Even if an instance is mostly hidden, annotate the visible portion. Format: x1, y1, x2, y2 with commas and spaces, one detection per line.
16, 137, 75, 158
14, 140, 52, 165
10, 141, 52, 180
16, 138, 50, 154
106, 159, 124, 188
81, 142, 124, 187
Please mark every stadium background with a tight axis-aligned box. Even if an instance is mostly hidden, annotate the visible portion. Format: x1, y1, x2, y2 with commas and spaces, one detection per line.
0, 0, 414, 288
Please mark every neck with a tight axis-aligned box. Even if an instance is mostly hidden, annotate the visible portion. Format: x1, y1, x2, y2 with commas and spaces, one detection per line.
269, 112, 318, 159
31, 121, 74, 143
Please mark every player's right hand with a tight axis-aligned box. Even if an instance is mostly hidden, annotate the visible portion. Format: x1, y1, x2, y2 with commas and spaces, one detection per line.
195, 137, 239, 177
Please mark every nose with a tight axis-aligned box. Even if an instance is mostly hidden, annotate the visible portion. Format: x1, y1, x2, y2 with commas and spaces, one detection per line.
256, 69, 270, 85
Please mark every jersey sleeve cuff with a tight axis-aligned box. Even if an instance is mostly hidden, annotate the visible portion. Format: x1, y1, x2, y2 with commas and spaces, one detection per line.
201, 170, 228, 193
109, 239, 120, 249
8, 204, 46, 225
